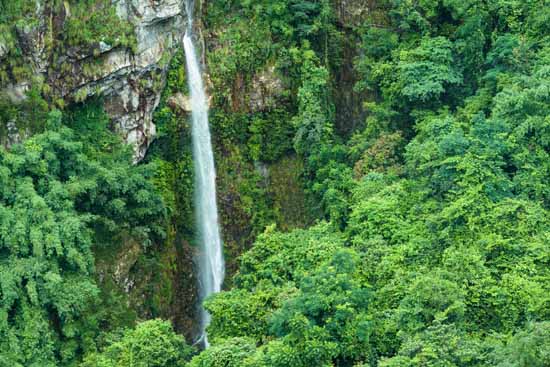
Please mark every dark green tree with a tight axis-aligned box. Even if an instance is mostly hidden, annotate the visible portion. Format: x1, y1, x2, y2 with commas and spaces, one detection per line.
0, 111, 165, 366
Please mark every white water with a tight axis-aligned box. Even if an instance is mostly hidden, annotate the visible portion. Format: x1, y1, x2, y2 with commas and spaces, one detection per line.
183, 0, 224, 347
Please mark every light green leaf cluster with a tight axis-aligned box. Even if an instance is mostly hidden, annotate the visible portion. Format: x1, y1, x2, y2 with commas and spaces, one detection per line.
81, 319, 193, 367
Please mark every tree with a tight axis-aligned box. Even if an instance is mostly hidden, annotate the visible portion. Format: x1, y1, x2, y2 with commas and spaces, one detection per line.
0, 111, 165, 365
186, 338, 256, 367
394, 37, 462, 103
292, 49, 334, 157
380, 323, 487, 367
492, 322, 550, 367
266, 250, 372, 366
202, 225, 371, 367
81, 319, 193, 367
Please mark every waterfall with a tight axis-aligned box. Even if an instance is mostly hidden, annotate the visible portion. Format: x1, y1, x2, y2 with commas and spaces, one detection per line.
183, 0, 224, 347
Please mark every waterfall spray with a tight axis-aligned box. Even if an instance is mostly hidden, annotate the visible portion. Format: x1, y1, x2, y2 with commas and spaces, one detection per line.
183, 0, 224, 347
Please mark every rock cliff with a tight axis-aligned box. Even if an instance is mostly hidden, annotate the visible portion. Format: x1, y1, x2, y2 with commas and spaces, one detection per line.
1, 0, 188, 161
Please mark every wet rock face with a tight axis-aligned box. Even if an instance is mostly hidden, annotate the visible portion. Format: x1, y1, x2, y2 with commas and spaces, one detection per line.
167, 92, 192, 113
3, 0, 188, 161
249, 65, 284, 112
0, 41, 7, 59
106, 0, 184, 160
6, 120, 22, 148
334, 0, 371, 28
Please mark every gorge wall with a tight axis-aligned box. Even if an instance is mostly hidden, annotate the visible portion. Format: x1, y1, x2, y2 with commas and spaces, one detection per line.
0, 0, 187, 161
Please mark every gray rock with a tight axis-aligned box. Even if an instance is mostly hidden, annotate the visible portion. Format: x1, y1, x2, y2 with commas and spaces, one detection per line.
333, 0, 370, 27
14, 3, 48, 74
0, 39, 7, 59
99, 41, 114, 53
249, 65, 284, 112
4, 82, 30, 104
6, 120, 22, 148
2, 0, 189, 162
167, 92, 192, 113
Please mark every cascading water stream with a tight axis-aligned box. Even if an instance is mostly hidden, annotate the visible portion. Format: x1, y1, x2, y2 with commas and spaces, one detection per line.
183, 0, 224, 347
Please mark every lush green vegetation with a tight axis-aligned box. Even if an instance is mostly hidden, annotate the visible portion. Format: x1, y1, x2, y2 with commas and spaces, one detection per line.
1, 0, 550, 366
81, 319, 194, 367
184, 0, 550, 366
0, 108, 165, 366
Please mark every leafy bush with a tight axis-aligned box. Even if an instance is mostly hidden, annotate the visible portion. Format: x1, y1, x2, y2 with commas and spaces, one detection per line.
81, 319, 193, 367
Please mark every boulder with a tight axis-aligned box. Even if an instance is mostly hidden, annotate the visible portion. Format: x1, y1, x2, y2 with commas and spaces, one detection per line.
167, 92, 192, 113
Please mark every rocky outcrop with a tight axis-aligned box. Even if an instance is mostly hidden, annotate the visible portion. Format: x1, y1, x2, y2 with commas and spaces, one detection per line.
0, 37, 10, 60
332, 0, 371, 135
2, 0, 188, 161
334, 0, 371, 28
249, 65, 284, 112
167, 92, 192, 113
94, 232, 200, 341
105, 0, 186, 160
6, 120, 22, 148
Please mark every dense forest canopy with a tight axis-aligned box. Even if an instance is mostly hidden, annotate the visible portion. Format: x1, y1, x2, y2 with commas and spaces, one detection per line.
1, 0, 550, 366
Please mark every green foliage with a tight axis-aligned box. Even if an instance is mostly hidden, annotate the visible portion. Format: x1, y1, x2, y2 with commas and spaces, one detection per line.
492, 322, 550, 367
206, 19, 273, 108
234, 223, 344, 289
63, 0, 136, 50
81, 319, 194, 367
396, 271, 465, 334
0, 0, 136, 121
187, 338, 257, 367
191, 1, 550, 366
63, 98, 126, 159
379, 323, 487, 367
3, 0, 550, 366
146, 49, 195, 235
204, 284, 290, 342
395, 37, 462, 103
291, 47, 356, 226
0, 110, 165, 365
292, 49, 333, 155
247, 109, 294, 162
268, 250, 371, 365
0, 82, 49, 139
267, 155, 314, 230
207, 0, 335, 51
352, 132, 404, 177
0, 0, 37, 84
200, 225, 372, 366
